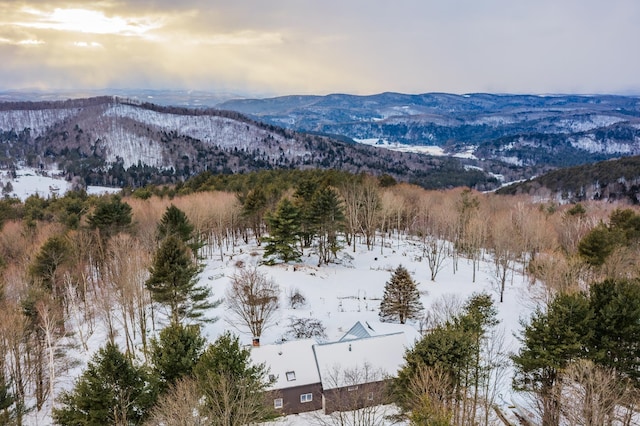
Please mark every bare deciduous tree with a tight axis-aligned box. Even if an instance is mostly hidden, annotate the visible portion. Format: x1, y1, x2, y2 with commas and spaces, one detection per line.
145, 377, 208, 426
560, 359, 634, 426
404, 363, 454, 426
226, 266, 280, 341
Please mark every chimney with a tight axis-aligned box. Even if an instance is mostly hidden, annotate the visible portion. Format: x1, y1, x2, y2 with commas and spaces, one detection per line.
252, 337, 260, 347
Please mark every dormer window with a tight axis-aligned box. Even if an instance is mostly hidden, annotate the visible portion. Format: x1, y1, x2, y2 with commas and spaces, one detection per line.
286, 371, 296, 381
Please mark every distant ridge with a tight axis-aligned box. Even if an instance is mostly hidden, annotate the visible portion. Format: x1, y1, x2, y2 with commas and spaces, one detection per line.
497, 155, 640, 204
0, 96, 498, 190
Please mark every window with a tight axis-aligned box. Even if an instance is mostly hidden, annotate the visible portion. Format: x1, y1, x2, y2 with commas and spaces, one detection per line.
300, 393, 313, 403
347, 385, 359, 392
268, 374, 276, 382
274, 398, 283, 409
367, 392, 374, 401
286, 371, 296, 381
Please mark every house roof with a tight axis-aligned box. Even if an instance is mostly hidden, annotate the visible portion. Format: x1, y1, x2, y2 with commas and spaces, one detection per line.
313, 332, 408, 390
250, 338, 321, 390
339, 320, 422, 346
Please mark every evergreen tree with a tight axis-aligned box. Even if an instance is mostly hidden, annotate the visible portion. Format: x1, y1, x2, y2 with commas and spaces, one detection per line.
150, 322, 205, 393
293, 178, 320, 247
263, 198, 302, 264
0, 369, 14, 424
511, 292, 593, 426
87, 194, 132, 238
577, 223, 617, 266
589, 278, 640, 385
394, 321, 473, 421
193, 332, 271, 425
309, 186, 345, 265
29, 234, 71, 294
240, 188, 267, 244
53, 342, 156, 426
379, 265, 423, 324
157, 204, 201, 256
146, 235, 218, 324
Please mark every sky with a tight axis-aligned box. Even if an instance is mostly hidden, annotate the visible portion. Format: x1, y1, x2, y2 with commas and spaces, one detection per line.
1, 0, 639, 96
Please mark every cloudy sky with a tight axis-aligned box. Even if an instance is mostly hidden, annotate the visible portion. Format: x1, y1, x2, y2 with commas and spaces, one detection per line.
1, 0, 638, 96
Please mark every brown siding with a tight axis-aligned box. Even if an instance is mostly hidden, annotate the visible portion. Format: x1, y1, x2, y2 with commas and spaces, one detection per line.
266, 383, 323, 415
322, 380, 391, 414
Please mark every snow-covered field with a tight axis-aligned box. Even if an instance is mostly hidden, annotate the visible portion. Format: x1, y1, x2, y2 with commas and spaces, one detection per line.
1, 167, 120, 200
196, 237, 535, 425
353, 138, 478, 159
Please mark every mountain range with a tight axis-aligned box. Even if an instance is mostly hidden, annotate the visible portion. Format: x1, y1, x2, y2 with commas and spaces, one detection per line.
1, 91, 640, 195
218, 92, 640, 170
0, 96, 496, 189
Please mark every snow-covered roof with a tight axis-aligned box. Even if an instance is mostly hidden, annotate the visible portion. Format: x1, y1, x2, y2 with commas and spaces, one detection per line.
250, 339, 320, 390
313, 332, 407, 390
339, 320, 421, 346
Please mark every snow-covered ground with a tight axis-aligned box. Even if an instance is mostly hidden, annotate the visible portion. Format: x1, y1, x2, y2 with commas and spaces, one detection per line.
353, 138, 479, 159
195, 238, 535, 425
1, 167, 121, 201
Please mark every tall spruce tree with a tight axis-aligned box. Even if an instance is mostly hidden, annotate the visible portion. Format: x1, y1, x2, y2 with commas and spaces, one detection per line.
157, 204, 201, 256
310, 186, 345, 265
263, 198, 302, 264
379, 265, 423, 324
53, 342, 156, 425
146, 235, 218, 324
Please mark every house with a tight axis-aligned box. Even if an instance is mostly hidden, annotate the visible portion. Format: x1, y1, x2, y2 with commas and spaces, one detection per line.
313, 332, 409, 414
250, 338, 323, 414
250, 322, 418, 415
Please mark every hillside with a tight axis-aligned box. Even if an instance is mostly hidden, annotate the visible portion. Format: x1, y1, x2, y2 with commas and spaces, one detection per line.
219, 92, 640, 171
0, 97, 498, 190
497, 155, 640, 203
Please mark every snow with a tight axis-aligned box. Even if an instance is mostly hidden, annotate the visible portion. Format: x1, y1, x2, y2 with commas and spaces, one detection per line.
313, 333, 408, 390
251, 339, 320, 389
1, 167, 121, 201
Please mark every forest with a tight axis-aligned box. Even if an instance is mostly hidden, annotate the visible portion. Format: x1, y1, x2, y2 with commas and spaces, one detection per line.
0, 168, 639, 425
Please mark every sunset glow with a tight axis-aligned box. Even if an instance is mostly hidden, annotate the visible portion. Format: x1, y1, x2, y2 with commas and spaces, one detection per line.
0, 1, 638, 95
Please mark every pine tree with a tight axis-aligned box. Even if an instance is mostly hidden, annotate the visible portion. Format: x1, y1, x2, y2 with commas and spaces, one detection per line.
589, 278, 640, 385
379, 265, 423, 324
511, 292, 593, 426
146, 235, 218, 324
310, 186, 345, 265
0, 369, 14, 424
53, 342, 156, 425
87, 195, 132, 238
263, 198, 302, 264
150, 322, 205, 393
157, 204, 201, 256
193, 332, 271, 425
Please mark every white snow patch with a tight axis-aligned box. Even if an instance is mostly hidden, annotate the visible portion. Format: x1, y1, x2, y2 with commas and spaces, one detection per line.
1, 167, 120, 201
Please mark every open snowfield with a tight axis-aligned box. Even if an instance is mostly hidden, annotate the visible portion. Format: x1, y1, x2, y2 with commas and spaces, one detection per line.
195, 236, 536, 425
1, 167, 120, 201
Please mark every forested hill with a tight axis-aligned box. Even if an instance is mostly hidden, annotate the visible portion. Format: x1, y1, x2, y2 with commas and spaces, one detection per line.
219, 92, 640, 171
0, 97, 498, 190
497, 155, 640, 203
